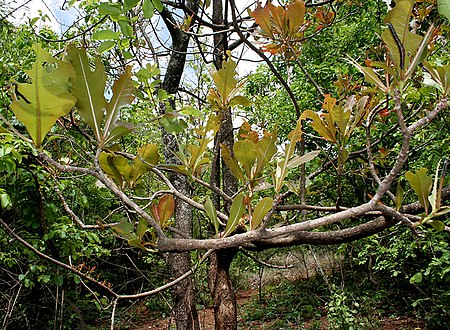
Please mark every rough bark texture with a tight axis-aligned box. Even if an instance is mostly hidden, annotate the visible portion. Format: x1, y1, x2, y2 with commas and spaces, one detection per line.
160, 2, 200, 329
207, 249, 237, 330
208, 1, 238, 329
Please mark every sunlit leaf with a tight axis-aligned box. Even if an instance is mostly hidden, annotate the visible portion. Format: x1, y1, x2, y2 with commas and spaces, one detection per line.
429, 220, 445, 231
438, 0, 450, 22
224, 194, 245, 237
92, 30, 120, 40
136, 218, 148, 239
395, 182, 404, 211
204, 196, 219, 236
251, 197, 273, 230
287, 150, 320, 169
67, 45, 107, 141
103, 66, 135, 142
221, 144, 246, 182
405, 168, 433, 214
11, 44, 76, 148
234, 140, 257, 179
98, 41, 116, 53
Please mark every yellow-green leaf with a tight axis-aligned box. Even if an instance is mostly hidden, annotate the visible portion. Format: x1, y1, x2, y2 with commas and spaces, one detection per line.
11, 44, 76, 148
67, 45, 107, 141
224, 194, 245, 237
405, 168, 433, 213
251, 197, 273, 230
204, 196, 219, 236
234, 140, 257, 179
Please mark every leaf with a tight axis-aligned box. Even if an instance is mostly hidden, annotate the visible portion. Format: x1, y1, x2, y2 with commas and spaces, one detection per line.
155, 194, 175, 227
103, 66, 135, 142
429, 220, 445, 231
405, 168, 433, 213
204, 196, 219, 236
438, 0, 450, 21
221, 144, 246, 182
98, 40, 116, 53
152, 0, 163, 12
395, 182, 404, 211
11, 44, 76, 148
136, 218, 148, 239
113, 219, 135, 241
224, 194, 245, 237
275, 117, 303, 192
211, 56, 238, 104
103, 121, 134, 145
254, 130, 277, 177
142, 0, 154, 18
348, 58, 388, 92
229, 95, 252, 107
159, 115, 188, 134
92, 30, 120, 40
251, 197, 273, 230
287, 150, 320, 169
300, 110, 335, 142
67, 45, 107, 141
130, 143, 159, 186
234, 140, 257, 179
381, 0, 423, 75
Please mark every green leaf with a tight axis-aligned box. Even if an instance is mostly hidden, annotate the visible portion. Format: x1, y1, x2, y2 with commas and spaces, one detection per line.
67, 45, 107, 141
234, 140, 257, 179
103, 121, 134, 146
98, 40, 116, 53
113, 219, 136, 241
136, 218, 148, 239
429, 220, 445, 231
98, 2, 123, 15
92, 29, 120, 40
287, 150, 320, 169
275, 117, 303, 192
395, 182, 404, 211
405, 168, 433, 213
142, 0, 154, 18
300, 110, 335, 142
123, 0, 140, 10
438, 0, 450, 21
204, 196, 219, 236
229, 95, 252, 107
221, 144, 245, 182
118, 20, 133, 37
11, 44, 76, 148
152, 0, 163, 12
130, 143, 159, 185
348, 58, 388, 92
211, 56, 238, 104
251, 197, 273, 230
254, 130, 277, 177
224, 194, 245, 237
409, 272, 423, 284
0, 193, 11, 209
381, 0, 423, 76
103, 66, 135, 142
159, 115, 188, 134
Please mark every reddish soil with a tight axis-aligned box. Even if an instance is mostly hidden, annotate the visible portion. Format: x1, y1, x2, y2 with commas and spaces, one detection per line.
133, 289, 425, 330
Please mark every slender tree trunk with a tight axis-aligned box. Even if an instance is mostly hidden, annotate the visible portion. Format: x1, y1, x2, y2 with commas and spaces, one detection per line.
208, 1, 238, 329
159, 2, 200, 329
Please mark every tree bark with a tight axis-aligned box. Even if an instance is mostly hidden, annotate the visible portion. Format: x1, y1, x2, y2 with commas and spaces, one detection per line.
159, 2, 200, 329
208, 1, 238, 329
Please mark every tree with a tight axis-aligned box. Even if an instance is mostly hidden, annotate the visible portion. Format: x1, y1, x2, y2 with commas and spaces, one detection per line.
1, 0, 450, 328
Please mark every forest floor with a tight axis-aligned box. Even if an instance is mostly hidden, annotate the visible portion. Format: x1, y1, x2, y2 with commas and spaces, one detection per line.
130, 251, 425, 330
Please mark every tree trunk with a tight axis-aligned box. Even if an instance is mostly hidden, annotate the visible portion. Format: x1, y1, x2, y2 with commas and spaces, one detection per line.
159, 2, 200, 329
208, 249, 238, 330
208, 1, 238, 329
